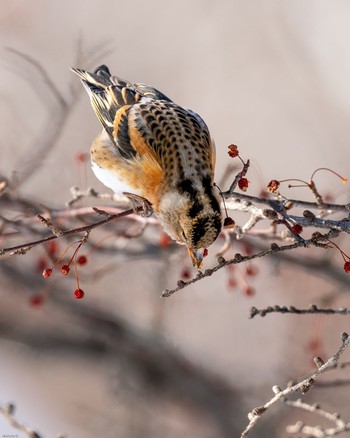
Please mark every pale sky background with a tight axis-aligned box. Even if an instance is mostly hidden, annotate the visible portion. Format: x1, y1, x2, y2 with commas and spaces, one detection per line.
1, 1, 350, 437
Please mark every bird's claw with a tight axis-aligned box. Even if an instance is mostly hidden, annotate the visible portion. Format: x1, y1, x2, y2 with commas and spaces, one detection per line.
123, 192, 153, 217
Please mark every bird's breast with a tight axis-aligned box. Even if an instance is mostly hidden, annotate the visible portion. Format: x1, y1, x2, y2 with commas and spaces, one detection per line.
91, 161, 141, 196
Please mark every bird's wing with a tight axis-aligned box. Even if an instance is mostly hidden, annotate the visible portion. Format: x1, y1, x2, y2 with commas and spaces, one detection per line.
185, 107, 216, 169
72, 65, 172, 161
128, 99, 215, 176
72, 65, 140, 159
72, 65, 214, 172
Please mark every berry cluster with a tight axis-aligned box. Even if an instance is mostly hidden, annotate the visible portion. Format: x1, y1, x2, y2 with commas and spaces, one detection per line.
323, 238, 350, 274
227, 144, 250, 192
226, 261, 258, 297
30, 239, 89, 306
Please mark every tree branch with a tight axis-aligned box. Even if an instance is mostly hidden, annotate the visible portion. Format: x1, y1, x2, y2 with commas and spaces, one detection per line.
250, 304, 350, 319
285, 398, 350, 437
240, 332, 350, 437
0, 402, 45, 438
0, 207, 136, 256
162, 231, 336, 297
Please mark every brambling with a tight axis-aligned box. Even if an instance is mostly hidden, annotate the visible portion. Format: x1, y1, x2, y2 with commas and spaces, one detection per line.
72, 65, 222, 268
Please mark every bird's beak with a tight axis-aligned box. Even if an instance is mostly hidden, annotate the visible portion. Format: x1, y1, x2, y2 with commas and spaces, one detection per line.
188, 247, 204, 269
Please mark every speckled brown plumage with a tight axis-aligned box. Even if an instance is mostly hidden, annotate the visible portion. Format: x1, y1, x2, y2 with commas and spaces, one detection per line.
72, 65, 222, 268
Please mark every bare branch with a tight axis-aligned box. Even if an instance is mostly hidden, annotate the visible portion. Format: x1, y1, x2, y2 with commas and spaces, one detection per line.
0, 402, 43, 438
240, 332, 350, 437
5, 47, 67, 107
0, 207, 137, 256
250, 304, 350, 319
67, 186, 131, 207
285, 399, 350, 437
224, 191, 350, 214
4, 43, 112, 185
37, 214, 64, 237
162, 231, 336, 297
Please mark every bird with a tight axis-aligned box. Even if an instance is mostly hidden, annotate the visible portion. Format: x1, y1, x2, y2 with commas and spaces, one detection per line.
71, 65, 222, 268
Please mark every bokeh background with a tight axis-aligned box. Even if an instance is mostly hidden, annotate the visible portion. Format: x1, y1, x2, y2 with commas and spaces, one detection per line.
1, 1, 350, 437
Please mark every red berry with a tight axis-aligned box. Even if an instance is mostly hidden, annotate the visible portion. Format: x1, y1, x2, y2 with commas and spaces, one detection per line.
47, 241, 59, 255
292, 224, 303, 235
36, 256, 48, 272
74, 288, 85, 299
308, 337, 321, 353
77, 255, 88, 265
42, 268, 52, 278
344, 261, 350, 273
224, 217, 235, 229
203, 248, 209, 258
245, 265, 258, 276
267, 179, 280, 193
238, 178, 249, 192
243, 244, 254, 256
30, 295, 43, 306
75, 152, 89, 163
159, 233, 172, 248
181, 268, 191, 280
243, 286, 255, 297
227, 278, 237, 289
323, 193, 334, 203
228, 144, 239, 158
60, 264, 70, 275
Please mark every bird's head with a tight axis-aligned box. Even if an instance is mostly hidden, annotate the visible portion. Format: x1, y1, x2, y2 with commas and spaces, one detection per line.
156, 185, 222, 269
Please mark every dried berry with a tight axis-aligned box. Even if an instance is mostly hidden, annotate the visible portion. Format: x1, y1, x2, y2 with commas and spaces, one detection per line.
291, 224, 303, 235
224, 217, 235, 228
267, 180, 280, 193
228, 144, 239, 158
238, 178, 249, 192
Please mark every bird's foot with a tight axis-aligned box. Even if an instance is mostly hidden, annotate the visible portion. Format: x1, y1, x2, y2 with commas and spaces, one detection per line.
123, 192, 153, 217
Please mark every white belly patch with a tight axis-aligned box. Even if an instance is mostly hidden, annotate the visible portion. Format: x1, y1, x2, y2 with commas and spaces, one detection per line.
91, 161, 141, 196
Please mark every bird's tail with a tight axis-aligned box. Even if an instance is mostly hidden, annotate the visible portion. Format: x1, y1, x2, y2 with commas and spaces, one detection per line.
71, 65, 139, 139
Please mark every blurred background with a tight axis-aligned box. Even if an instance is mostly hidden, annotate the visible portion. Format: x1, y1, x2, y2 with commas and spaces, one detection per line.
1, 1, 350, 437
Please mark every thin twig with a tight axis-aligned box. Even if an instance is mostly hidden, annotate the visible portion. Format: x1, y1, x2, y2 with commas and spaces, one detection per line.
0, 208, 137, 256
250, 304, 350, 319
285, 398, 350, 437
223, 191, 350, 213
5, 47, 67, 107
240, 332, 350, 437
0, 402, 43, 438
162, 232, 335, 297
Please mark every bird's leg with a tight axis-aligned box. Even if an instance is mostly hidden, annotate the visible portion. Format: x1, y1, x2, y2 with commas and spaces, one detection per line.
123, 192, 153, 218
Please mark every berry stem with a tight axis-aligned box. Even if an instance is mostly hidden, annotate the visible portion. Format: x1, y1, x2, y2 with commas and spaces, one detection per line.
310, 167, 348, 183
214, 183, 230, 218
73, 255, 80, 290
50, 240, 82, 270
279, 178, 309, 187
326, 238, 350, 262
66, 240, 83, 268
